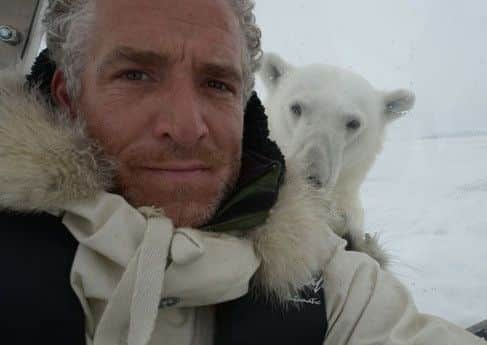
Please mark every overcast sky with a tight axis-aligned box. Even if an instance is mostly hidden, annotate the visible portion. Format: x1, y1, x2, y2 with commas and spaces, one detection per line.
254, 0, 487, 138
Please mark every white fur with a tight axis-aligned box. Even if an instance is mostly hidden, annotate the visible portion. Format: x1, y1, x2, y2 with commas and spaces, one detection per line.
0, 69, 116, 213
248, 157, 342, 302
258, 53, 416, 268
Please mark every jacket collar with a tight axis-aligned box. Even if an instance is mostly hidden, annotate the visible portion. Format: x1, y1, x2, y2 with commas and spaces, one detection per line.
202, 150, 284, 232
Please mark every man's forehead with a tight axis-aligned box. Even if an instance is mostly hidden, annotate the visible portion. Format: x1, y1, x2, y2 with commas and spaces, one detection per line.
96, 0, 240, 34
93, 0, 244, 64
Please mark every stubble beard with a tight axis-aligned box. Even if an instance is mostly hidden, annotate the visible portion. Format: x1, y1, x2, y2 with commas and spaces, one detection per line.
163, 166, 239, 228
112, 143, 242, 228
116, 158, 242, 228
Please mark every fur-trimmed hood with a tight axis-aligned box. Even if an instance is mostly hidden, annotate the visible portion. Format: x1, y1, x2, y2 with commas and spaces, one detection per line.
0, 68, 116, 213
0, 68, 381, 303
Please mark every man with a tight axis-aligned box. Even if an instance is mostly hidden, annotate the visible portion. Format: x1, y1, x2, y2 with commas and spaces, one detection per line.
0, 0, 484, 344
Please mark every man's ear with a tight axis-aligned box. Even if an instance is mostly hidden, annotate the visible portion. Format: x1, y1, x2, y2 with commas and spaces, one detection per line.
383, 89, 416, 121
51, 69, 75, 116
258, 52, 293, 93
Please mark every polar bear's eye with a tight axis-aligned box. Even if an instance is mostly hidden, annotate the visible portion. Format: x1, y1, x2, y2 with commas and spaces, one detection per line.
346, 119, 361, 130
290, 103, 303, 117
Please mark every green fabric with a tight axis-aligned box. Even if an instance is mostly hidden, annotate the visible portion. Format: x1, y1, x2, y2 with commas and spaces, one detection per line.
201, 159, 284, 233
201, 211, 270, 233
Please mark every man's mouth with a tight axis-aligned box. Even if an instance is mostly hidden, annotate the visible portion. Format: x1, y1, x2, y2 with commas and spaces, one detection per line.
141, 161, 212, 183
145, 161, 210, 171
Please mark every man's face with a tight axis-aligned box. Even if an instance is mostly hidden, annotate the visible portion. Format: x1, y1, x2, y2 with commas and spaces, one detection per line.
70, 0, 245, 228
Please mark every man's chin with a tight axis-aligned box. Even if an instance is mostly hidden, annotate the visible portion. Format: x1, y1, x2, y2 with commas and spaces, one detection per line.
117, 182, 230, 228
113, 162, 241, 228
162, 200, 220, 228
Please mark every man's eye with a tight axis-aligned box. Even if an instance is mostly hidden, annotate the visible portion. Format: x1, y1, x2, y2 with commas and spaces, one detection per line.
208, 80, 230, 92
122, 71, 150, 81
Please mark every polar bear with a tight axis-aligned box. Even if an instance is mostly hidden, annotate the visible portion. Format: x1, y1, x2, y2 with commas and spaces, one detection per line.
258, 53, 415, 268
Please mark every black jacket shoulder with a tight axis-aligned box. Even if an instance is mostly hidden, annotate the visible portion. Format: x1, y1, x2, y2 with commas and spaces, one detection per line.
0, 211, 85, 345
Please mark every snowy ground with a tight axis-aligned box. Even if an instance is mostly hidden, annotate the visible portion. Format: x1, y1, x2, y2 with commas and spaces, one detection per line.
361, 134, 487, 328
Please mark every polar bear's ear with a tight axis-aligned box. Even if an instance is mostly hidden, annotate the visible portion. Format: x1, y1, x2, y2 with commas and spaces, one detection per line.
383, 89, 416, 121
258, 53, 293, 92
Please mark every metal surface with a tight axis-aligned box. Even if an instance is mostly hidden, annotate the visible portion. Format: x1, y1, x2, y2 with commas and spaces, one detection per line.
0, 0, 42, 70
0, 25, 22, 45
22, 0, 47, 74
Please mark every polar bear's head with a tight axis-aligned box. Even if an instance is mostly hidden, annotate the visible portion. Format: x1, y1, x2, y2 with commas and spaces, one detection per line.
258, 53, 415, 192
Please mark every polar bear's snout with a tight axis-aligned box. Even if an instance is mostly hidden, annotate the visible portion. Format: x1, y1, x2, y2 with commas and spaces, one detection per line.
304, 146, 329, 189
298, 141, 343, 192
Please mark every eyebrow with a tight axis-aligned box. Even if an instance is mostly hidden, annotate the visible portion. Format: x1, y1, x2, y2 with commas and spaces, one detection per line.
97, 46, 243, 85
199, 62, 243, 86
97, 46, 170, 73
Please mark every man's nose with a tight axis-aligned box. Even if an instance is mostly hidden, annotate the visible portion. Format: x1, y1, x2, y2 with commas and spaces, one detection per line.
153, 81, 209, 148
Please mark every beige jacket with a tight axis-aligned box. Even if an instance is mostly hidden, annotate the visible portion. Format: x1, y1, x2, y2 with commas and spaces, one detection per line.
0, 68, 485, 345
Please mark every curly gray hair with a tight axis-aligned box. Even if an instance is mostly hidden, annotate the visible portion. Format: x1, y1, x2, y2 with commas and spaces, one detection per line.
43, 0, 262, 102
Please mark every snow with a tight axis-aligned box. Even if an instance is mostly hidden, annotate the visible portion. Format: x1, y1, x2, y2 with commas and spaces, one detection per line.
361, 134, 487, 327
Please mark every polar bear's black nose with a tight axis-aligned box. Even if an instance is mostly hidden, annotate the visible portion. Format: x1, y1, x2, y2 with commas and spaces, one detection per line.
307, 175, 323, 189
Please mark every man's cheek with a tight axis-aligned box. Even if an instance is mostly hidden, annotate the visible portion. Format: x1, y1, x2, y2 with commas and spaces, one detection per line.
83, 109, 128, 155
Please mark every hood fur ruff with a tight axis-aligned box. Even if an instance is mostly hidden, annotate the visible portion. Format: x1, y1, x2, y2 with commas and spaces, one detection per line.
0, 69, 385, 303
0, 69, 116, 213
